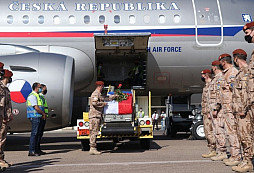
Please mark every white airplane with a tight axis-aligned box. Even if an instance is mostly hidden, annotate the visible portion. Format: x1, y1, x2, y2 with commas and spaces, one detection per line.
0, 0, 253, 132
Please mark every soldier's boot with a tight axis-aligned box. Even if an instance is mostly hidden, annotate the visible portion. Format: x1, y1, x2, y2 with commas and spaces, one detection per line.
223, 157, 230, 163
89, 147, 102, 155
0, 160, 9, 168
202, 150, 217, 158
224, 157, 241, 166
232, 160, 253, 172
3, 160, 12, 167
211, 152, 228, 161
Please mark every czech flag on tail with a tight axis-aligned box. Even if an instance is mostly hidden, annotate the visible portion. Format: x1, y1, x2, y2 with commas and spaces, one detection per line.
104, 91, 133, 115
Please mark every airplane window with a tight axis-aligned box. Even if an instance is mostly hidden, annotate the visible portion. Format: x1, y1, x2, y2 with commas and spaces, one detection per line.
144, 15, 150, 24
114, 15, 120, 24
159, 15, 166, 24
84, 15, 90, 24
38, 15, 44, 24
7, 15, 13, 24
53, 15, 61, 24
129, 15, 136, 24
173, 14, 181, 23
99, 15, 105, 24
23, 15, 29, 24
69, 15, 76, 24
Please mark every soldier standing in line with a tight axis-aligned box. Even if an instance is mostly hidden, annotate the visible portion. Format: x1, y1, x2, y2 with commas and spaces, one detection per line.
0, 69, 13, 168
243, 21, 254, 44
215, 54, 241, 166
200, 69, 216, 158
207, 61, 227, 160
231, 49, 254, 172
88, 81, 117, 155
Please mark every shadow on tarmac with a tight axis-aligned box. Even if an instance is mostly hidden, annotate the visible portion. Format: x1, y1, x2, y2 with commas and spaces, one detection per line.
6, 158, 61, 173
5, 130, 193, 155
99, 139, 162, 154
5, 135, 80, 153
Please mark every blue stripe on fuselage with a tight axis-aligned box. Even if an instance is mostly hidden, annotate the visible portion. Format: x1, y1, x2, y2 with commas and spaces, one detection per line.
63, 26, 243, 36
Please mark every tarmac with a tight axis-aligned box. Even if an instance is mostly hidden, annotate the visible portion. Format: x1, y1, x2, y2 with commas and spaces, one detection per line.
3, 129, 236, 173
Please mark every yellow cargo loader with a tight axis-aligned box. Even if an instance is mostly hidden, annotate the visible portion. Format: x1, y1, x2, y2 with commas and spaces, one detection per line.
76, 90, 153, 151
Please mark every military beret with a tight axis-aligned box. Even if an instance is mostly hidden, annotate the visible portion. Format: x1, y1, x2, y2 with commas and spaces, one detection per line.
232, 49, 247, 56
211, 60, 221, 66
243, 21, 254, 32
218, 53, 231, 61
0, 62, 4, 68
95, 81, 104, 86
201, 69, 211, 74
3, 69, 13, 78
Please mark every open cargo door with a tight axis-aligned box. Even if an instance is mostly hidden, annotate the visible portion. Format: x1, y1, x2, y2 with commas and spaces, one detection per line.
94, 33, 151, 89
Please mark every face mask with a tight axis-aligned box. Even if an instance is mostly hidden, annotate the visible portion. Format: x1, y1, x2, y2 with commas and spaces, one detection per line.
245, 35, 253, 43
8, 78, 12, 83
98, 66, 102, 69
43, 89, 47, 95
234, 61, 239, 67
38, 88, 42, 93
210, 69, 214, 75
218, 64, 223, 70
201, 77, 205, 82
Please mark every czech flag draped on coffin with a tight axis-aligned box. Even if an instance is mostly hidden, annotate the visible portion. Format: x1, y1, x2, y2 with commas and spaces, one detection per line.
104, 91, 133, 115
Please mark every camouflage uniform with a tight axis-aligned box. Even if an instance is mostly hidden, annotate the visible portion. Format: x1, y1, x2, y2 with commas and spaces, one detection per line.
220, 65, 241, 160
233, 65, 253, 162
0, 81, 12, 160
202, 82, 216, 151
208, 72, 226, 153
89, 89, 105, 148
247, 52, 254, 126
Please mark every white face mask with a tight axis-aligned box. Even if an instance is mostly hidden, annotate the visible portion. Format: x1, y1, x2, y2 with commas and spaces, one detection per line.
140, 109, 142, 111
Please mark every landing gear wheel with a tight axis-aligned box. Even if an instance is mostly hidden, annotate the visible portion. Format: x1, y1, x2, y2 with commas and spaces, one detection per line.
192, 121, 205, 140
81, 139, 90, 151
140, 139, 151, 150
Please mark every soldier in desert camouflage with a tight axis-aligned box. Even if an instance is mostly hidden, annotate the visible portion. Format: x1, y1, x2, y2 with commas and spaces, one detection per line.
231, 49, 254, 172
212, 54, 241, 166
207, 61, 227, 160
200, 69, 216, 158
0, 67, 13, 168
88, 81, 117, 155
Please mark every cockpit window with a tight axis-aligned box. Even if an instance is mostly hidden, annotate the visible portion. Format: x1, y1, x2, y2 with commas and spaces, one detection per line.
7, 15, 13, 24
129, 15, 136, 24
23, 15, 29, 24
99, 15, 105, 24
114, 15, 120, 24
159, 15, 166, 24
69, 15, 76, 24
38, 15, 44, 24
84, 15, 90, 24
53, 15, 61, 24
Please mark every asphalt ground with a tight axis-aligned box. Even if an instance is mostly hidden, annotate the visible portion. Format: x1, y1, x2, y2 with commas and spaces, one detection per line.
3, 129, 236, 173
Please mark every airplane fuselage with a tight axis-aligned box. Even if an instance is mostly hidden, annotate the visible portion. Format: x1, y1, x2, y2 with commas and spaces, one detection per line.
0, 0, 253, 131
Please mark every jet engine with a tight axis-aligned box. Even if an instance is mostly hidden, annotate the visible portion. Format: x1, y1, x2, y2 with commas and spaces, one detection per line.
1, 51, 74, 132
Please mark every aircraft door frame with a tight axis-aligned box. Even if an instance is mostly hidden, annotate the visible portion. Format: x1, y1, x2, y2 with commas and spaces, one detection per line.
192, 0, 223, 47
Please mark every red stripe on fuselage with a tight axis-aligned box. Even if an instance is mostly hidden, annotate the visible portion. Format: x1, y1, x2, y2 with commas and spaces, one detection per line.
0, 32, 94, 37
0, 32, 196, 37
